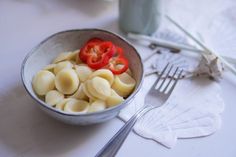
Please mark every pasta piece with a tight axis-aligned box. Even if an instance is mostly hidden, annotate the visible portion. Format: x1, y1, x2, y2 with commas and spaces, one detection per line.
88, 100, 106, 113
86, 80, 107, 100
55, 98, 74, 110
89, 98, 94, 103
69, 60, 76, 66
112, 72, 136, 97
106, 89, 124, 107
64, 99, 89, 113
91, 77, 111, 99
32, 70, 55, 96
55, 69, 79, 94
82, 81, 97, 100
75, 65, 93, 82
76, 54, 82, 64
43, 64, 56, 72
53, 52, 76, 63
89, 69, 114, 85
54, 61, 73, 74
45, 90, 64, 106
69, 83, 88, 100
71, 49, 80, 61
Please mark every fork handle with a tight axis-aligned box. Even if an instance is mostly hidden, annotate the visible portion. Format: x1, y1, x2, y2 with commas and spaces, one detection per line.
95, 106, 154, 157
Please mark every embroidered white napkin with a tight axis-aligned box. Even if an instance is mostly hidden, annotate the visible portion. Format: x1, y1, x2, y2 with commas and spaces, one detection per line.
118, 31, 225, 148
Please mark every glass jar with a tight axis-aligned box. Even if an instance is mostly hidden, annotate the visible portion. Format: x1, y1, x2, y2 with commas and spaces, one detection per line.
119, 0, 163, 35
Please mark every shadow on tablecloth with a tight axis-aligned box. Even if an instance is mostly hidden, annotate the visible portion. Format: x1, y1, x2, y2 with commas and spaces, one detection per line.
0, 83, 107, 156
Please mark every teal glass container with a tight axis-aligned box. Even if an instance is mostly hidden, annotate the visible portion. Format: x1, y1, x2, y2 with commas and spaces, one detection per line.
119, 0, 163, 35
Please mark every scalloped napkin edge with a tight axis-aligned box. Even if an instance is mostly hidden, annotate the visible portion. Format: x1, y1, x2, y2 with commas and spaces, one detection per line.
118, 74, 225, 148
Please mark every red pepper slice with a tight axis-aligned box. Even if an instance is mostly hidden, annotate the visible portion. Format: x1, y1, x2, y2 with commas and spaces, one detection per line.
108, 57, 129, 75
98, 41, 116, 58
78, 38, 103, 62
79, 42, 96, 62
78, 38, 129, 73
86, 41, 115, 69
79, 40, 116, 69
87, 53, 110, 69
113, 46, 124, 58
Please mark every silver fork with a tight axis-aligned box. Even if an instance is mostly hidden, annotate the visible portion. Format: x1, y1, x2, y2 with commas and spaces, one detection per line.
95, 63, 183, 157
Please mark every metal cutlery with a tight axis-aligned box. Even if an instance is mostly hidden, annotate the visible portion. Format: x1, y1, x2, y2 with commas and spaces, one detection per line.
95, 63, 183, 157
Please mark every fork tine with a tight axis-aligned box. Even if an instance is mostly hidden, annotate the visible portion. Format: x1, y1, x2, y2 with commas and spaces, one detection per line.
163, 67, 179, 93
167, 69, 183, 94
151, 63, 170, 90
156, 65, 174, 91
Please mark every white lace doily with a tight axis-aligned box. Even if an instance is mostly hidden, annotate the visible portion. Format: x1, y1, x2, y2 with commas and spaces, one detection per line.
118, 30, 225, 148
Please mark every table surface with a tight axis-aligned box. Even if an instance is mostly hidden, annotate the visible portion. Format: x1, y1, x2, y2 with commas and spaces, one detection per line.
1, 0, 236, 157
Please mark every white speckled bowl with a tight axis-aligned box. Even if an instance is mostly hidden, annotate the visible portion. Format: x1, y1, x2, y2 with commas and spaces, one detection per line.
21, 29, 144, 125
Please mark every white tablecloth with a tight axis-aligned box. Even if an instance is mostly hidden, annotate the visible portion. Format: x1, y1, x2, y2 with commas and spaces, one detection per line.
0, 0, 236, 157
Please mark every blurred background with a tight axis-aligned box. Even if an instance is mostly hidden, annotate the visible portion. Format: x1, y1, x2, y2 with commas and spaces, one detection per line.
1, 0, 235, 59
1, 0, 236, 157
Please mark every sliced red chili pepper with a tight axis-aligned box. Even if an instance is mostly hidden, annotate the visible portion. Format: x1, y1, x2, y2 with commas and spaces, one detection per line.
77, 38, 103, 62
87, 54, 110, 69
79, 42, 98, 62
108, 57, 129, 75
86, 41, 115, 69
98, 41, 116, 58
78, 38, 129, 72
79, 40, 116, 69
113, 46, 124, 58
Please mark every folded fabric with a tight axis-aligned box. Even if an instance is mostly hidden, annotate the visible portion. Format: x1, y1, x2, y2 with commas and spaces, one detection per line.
118, 32, 225, 148
119, 72, 224, 148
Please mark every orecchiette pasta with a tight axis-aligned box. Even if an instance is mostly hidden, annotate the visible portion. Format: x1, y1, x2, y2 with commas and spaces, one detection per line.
90, 77, 111, 99
88, 69, 114, 85
82, 81, 97, 100
75, 65, 93, 82
55, 69, 79, 94
69, 60, 76, 66
53, 52, 71, 63
85, 80, 101, 99
54, 61, 73, 74
88, 100, 106, 113
32, 70, 55, 96
55, 98, 73, 110
53, 50, 78, 63
75, 51, 82, 64
70, 50, 79, 61
106, 89, 124, 107
64, 99, 89, 113
86, 79, 109, 100
45, 90, 64, 106
69, 83, 88, 101
112, 72, 136, 97
32, 50, 136, 114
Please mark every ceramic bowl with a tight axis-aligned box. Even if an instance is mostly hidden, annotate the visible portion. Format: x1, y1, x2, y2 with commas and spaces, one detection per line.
21, 29, 144, 125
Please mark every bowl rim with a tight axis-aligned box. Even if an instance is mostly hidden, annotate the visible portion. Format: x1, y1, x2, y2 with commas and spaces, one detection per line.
21, 28, 144, 117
